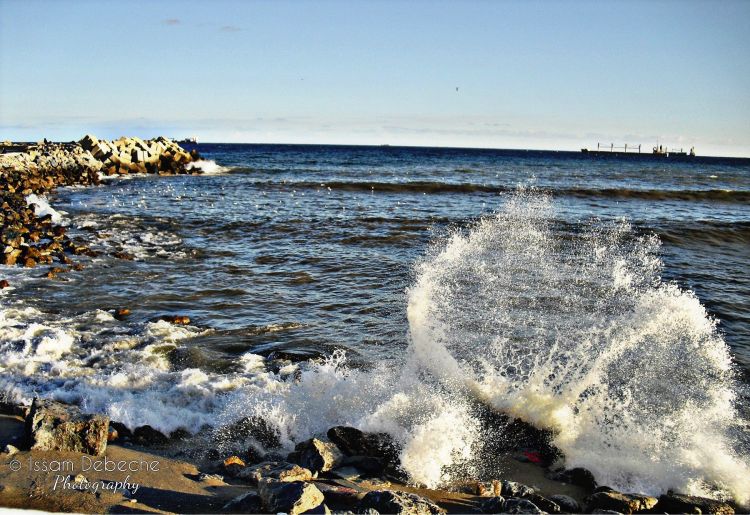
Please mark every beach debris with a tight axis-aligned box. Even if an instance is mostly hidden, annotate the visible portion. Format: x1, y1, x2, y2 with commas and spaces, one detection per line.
222, 491, 263, 513
358, 490, 445, 514
296, 437, 344, 473
25, 398, 109, 456
238, 461, 313, 484
655, 492, 735, 515
258, 479, 325, 515
585, 490, 658, 514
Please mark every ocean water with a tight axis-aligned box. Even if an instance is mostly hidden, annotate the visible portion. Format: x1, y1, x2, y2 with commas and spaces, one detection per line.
1, 145, 749, 501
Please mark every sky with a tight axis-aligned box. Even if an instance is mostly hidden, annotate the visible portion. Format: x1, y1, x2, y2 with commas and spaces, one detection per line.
1, 0, 749, 156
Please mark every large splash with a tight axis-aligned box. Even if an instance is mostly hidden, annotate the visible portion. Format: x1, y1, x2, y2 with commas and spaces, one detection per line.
406, 188, 750, 502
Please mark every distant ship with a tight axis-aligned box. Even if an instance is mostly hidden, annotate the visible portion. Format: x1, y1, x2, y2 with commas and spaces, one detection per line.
581, 142, 695, 158
177, 136, 198, 144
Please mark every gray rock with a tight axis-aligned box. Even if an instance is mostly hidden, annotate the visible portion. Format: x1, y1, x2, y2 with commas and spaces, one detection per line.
297, 437, 344, 473
258, 479, 324, 515
503, 498, 544, 514
479, 496, 506, 513
222, 491, 263, 513
548, 494, 580, 513
500, 480, 536, 498
525, 493, 560, 513
359, 490, 445, 515
656, 492, 735, 515
238, 461, 313, 484
585, 491, 658, 514
25, 398, 109, 456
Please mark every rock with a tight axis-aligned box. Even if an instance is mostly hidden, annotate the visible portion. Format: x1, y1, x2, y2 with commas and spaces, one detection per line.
132, 425, 169, 446
314, 481, 362, 505
297, 437, 344, 473
472, 480, 501, 497
548, 467, 597, 490
238, 461, 313, 484
503, 498, 544, 514
500, 480, 536, 498
525, 493, 560, 513
359, 490, 445, 515
222, 491, 263, 513
221, 415, 281, 449
114, 308, 131, 320
2, 444, 19, 455
107, 426, 118, 442
328, 426, 399, 462
24, 398, 109, 456
198, 473, 224, 482
656, 492, 734, 515
585, 491, 658, 514
109, 421, 132, 440
548, 494, 580, 513
0, 279, 9, 288
224, 455, 246, 467
258, 479, 325, 515
160, 314, 191, 325
342, 455, 389, 474
480, 496, 506, 513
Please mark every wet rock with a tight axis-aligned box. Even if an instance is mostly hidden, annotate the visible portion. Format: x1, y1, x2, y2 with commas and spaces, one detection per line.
503, 497, 544, 514
472, 480, 501, 497
2, 444, 19, 455
258, 479, 325, 515
548, 494, 580, 513
500, 480, 536, 498
547, 467, 597, 490
327, 426, 402, 477
25, 398, 109, 456
656, 492, 734, 515
223, 415, 281, 449
132, 424, 169, 446
160, 314, 191, 325
114, 308, 131, 320
169, 428, 191, 440
238, 461, 313, 484
315, 482, 363, 505
222, 491, 263, 513
224, 455, 246, 467
479, 496, 506, 513
525, 493, 561, 513
109, 421, 132, 440
585, 491, 658, 514
107, 426, 118, 442
342, 455, 389, 474
0, 279, 9, 288
297, 437, 344, 473
359, 490, 445, 515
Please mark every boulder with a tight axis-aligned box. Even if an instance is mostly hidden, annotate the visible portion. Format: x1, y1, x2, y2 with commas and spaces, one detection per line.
297, 437, 344, 473
585, 491, 658, 514
327, 426, 402, 476
524, 493, 561, 513
258, 479, 324, 515
24, 398, 109, 456
359, 490, 445, 515
500, 480, 536, 498
132, 425, 169, 446
237, 461, 313, 484
502, 498, 544, 514
480, 496, 506, 513
548, 494, 581, 513
656, 493, 734, 515
547, 467, 597, 490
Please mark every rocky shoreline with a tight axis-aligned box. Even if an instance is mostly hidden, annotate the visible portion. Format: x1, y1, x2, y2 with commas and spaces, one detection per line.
0, 397, 741, 514
0, 137, 744, 514
0, 135, 201, 283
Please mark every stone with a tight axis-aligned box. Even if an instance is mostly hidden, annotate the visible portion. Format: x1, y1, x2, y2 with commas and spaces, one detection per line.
114, 308, 131, 320
548, 494, 580, 513
2, 444, 19, 455
327, 426, 402, 477
258, 479, 325, 515
480, 496, 506, 514
472, 480, 501, 497
25, 398, 109, 456
314, 482, 362, 505
359, 490, 445, 515
220, 415, 282, 449
656, 493, 735, 515
0, 279, 9, 288
297, 437, 344, 473
238, 461, 313, 484
525, 493, 561, 513
502, 498, 544, 514
107, 426, 118, 442
224, 455, 246, 467
160, 314, 190, 325
109, 421, 132, 440
585, 491, 658, 514
548, 467, 597, 490
132, 425, 169, 446
500, 480, 536, 498
222, 491, 263, 513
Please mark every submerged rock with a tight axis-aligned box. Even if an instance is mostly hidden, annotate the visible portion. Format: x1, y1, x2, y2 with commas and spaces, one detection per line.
24, 398, 109, 456
258, 479, 325, 515
656, 492, 735, 515
359, 490, 445, 515
297, 437, 344, 473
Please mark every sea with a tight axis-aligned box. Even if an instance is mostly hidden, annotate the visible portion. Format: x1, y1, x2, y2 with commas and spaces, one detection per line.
1, 144, 749, 501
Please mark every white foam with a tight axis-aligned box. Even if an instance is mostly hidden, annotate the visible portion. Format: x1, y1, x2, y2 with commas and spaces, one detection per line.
25, 193, 66, 225
188, 159, 230, 174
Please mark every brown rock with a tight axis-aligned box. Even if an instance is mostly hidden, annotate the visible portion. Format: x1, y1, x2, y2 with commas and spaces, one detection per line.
0, 279, 9, 289
25, 398, 109, 456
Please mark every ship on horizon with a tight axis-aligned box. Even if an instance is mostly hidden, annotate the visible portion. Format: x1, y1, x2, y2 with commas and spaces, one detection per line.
581, 142, 695, 158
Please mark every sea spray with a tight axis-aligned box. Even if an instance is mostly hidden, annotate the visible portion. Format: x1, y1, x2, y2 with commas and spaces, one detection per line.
405, 188, 750, 502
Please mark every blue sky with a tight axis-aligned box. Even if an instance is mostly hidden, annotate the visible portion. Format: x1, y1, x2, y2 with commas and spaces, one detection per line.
1, 0, 749, 156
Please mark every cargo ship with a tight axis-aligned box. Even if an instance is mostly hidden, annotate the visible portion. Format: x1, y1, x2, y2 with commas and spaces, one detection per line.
581, 142, 695, 158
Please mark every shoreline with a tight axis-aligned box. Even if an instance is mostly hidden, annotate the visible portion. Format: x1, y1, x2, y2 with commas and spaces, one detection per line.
0, 137, 745, 514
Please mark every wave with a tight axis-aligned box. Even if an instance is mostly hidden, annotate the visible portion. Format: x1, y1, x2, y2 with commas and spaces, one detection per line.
187, 159, 230, 174
256, 180, 750, 202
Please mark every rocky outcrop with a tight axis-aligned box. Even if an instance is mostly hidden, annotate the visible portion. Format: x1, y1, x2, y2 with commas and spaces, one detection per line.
585, 490, 658, 514
24, 398, 109, 456
0, 135, 199, 272
359, 490, 445, 515
257, 479, 325, 515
